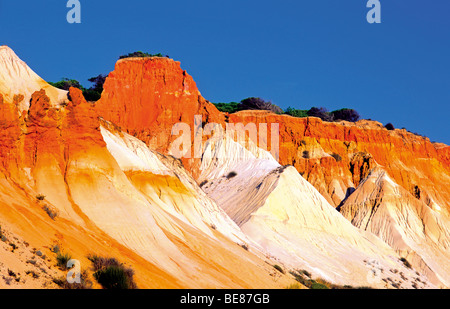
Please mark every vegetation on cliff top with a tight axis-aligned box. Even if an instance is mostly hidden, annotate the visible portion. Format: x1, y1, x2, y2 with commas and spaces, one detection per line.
119, 51, 169, 59
49, 74, 106, 102
214, 98, 361, 123
214, 97, 283, 115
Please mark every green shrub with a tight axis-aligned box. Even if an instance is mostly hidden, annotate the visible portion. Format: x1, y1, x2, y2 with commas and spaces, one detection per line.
310, 282, 329, 289
330, 108, 360, 122
93, 266, 130, 289
213, 102, 242, 113
273, 265, 285, 274
48, 78, 83, 91
286, 283, 302, 289
239, 97, 283, 114
88, 254, 137, 289
56, 252, 72, 270
285, 107, 308, 118
119, 51, 169, 59
49, 75, 106, 102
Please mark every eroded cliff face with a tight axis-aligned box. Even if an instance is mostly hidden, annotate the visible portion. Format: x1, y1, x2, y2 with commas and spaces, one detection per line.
94, 57, 450, 287
96, 57, 450, 215
1, 47, 448, 288
96, 57, 224, 152
227, 111, 450, 214
0, 49, 295, 289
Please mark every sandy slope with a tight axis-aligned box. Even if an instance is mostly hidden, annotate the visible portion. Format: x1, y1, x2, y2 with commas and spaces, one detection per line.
340, 168, 450, 287
200, 135, 437, 288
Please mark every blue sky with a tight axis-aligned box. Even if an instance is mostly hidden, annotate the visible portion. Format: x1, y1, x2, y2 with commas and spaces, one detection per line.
0, 0, 449, 144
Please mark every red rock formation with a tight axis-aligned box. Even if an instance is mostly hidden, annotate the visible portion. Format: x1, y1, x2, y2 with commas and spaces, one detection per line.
228, 111, 450, 211
95, 57, 450, 212
96, 57, 224, 153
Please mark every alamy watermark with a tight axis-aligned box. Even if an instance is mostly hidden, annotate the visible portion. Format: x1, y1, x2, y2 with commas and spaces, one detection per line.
66, 0, 81, 24
367, 0, 381, 24
66, 259, 81, 284
170, 115, 280, 162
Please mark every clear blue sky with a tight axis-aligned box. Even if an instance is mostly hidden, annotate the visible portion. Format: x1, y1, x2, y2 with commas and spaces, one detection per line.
0, 0, 449, 144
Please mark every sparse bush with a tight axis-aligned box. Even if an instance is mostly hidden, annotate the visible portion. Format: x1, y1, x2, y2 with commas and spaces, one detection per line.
239, 243, 249, 251
56, 252, 72, 270
400, 257, 412, 269
239, 97, 283, 114
88, 254, 137, 289
285, 107, 308, 118
226, 171, 238, 179
385, 123, 395, 130
50, 74, 107, 102
42, 205, 58, 220
36, 194, 45, 201
48, 78, 83, 91
53, 270, 92, 289
300, 269, 311, 278
119, 51, 169, 59
289, 269, 370, 290
0, 225, 6, 242
199, 180, 208, 187
302, 150, 310, 159
25, 270, 39, 279
9, 242, 17, 252
273, 265, 285, 274
331, 108, 360, 122
310, 281, 329, 289
50, 244, 60, 254
286, 283, 302, 289
330, 153, 342, 162
307, 107, 333, 122
213, 102, 242, 114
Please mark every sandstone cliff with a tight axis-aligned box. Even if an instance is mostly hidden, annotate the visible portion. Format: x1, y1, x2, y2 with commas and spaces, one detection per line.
0, 47, 448, 288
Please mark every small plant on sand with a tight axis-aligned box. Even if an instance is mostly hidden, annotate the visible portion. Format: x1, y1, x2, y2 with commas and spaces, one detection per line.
400, 257, 412, 269
88, 254, 137, 289
226, 171, 238, 179
56, 252, 72, 270
42, 205, 58, 220
53, 270, 92, 289
273, 264, 285, 274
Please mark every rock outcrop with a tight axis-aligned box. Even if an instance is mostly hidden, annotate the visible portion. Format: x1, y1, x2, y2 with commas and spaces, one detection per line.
0, 47, 448, 289
0, 48, 297, 289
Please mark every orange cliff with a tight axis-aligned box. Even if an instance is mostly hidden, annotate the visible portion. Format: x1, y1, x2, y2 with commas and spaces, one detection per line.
96, 57, 450, 213
0, 54, 296, 289
0, 87, 180, 288
96, 57, 223, 152
229, 112, 450, 212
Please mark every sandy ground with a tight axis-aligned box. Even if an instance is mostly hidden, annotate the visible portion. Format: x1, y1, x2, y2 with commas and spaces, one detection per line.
0, 224, 63, 288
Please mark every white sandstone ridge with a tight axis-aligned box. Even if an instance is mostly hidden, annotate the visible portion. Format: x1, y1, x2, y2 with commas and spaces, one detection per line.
0, 45, 68, 110
340, 167, 450, 287
100, 123, 249, 244
199, 134, 436, 288
51, 121, 266, 287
